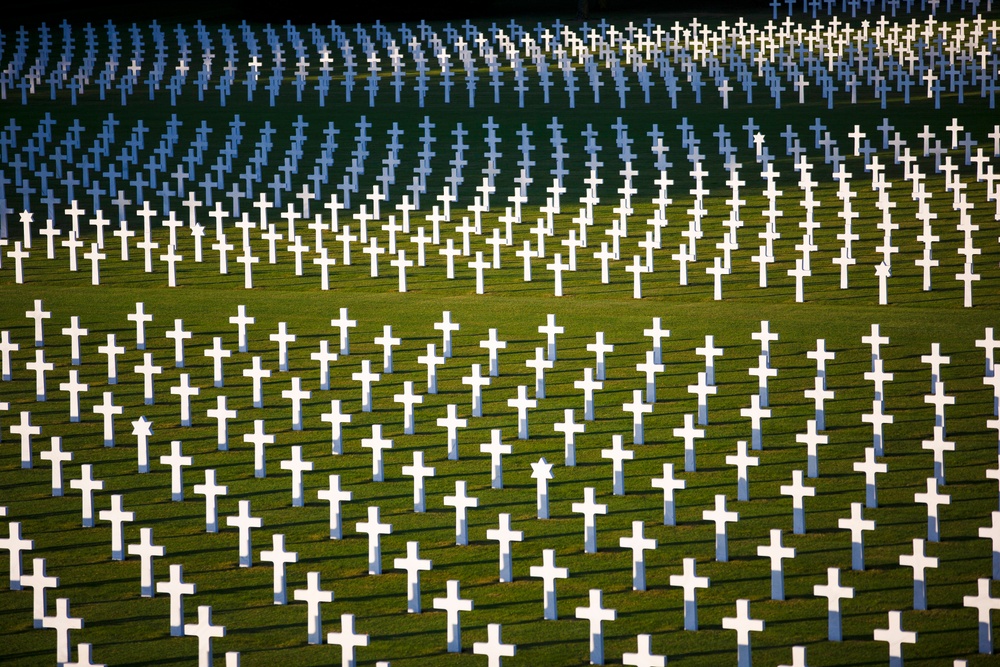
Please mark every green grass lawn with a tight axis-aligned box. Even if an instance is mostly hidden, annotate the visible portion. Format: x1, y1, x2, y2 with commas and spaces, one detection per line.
2, 10, 1000, 667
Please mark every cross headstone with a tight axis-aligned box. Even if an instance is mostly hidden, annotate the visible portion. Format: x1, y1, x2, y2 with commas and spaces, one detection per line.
127, 527, 165, 597
41, 597, 84, 664
487, 513, 524, 583
531, 457, 554, 519
839, 502, 875, 570
225, 499, 263, 567
620, 521, 657, 591
873, 610, 916, 667
900, 538, 938, 611
722, 599, 765, 667
443, 480, 478, 546
356, 505, 392, 575
0, 521, 33, 590
530, 549, 569, 620
670, 558, 709, 631
293, 571, 334, 645
622, 634, 666, 667
98, 494, 134, 560
432, 579, 474, 653
261, 533, 298, 604
575, 589, 616, 666
21, 557, 58, 628
473, 623, 516, 667
573, 487, 608, 554
393, 541, 432, 613
69, 464, 104, 527
184, 605, 225, 667
156, 563, 196, 636
318, 474, 352, 540
758, 528, 795, 601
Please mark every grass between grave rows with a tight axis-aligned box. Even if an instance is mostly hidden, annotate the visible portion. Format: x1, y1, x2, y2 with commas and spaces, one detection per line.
0, 242, 998, 666
2, 11, 1000, 667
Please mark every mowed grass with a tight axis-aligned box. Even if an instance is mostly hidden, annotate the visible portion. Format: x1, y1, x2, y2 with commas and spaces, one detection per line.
2, 10, 1000, 667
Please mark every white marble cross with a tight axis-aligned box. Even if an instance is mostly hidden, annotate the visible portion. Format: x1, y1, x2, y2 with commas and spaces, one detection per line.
326, 614, 369, 667
623, 390, 653, 445
780, 470, 816, 535
432, 579, 473, 653
854, 447, 888, 508
914, 476, 950, 542
587, 332, 614, 381
619, 521, 656, 591
726, 440, 759, 501
443, 480, 478, 546
98, 494, 134, 561
601, 435, 634, 496
487, 513, 524, 583
356, 506, 392, 575
575, 368, 602, 421
979, 512, 1000, 580
434, 311, 460, 358
402, 451, 435, 513
839, 502, 875, 571
160, 440, 193, 501
11, 411, 41, 468
673, 413, 704, 472
225, 499, 263, 567
69, 464, 104, 527
814, 567, 854, 642
757, 529, 795, 601
900, 538, 937, 611
40, 436, 72, 496
280, 446, 313, 507
281, 378, 311, 431
352, 360, 380, 413
321, 400, 352, 455
703, 494, 739, 562
393, 541, 431, 613
575, 588, 616, 665
530, 549, 568, 621
554, 408, 585, 466
741, 394, 771, 451
715, 596, 763, 667
206, 397, 237, 452
21, 557, 58, 628
42, 597, 84, 664
473, 623, 516, 667
670, 558, 710, 631
0, 521, 33, 590
622, 634, 666, 667
156, 563, 196, 636
873, 610, 916, 667
184, 605, 225, 667
293, 571, 334, 644
437, 404, 467, 461
318, 474, 352, 540
93, 391, 124, 445
572, 487, 608, 554
507, 385, 537, 440
480, 429, 512, 489
362, 425, 393, 482
531, 457, 554, 519
127, 527, 165, 597
261, 533, 298, 604
964, 578, 1000, 654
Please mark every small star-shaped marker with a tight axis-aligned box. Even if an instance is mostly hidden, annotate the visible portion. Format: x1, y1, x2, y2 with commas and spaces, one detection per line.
131, 415, 153, 438
531, 457, 554, 481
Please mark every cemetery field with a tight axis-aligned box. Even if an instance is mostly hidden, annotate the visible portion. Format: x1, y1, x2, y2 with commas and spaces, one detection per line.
2, 8, 1000, 667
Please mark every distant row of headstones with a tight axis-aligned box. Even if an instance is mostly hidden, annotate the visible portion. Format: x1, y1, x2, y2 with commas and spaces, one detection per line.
1, 11, 995, 109
3, 300, 1000, 664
